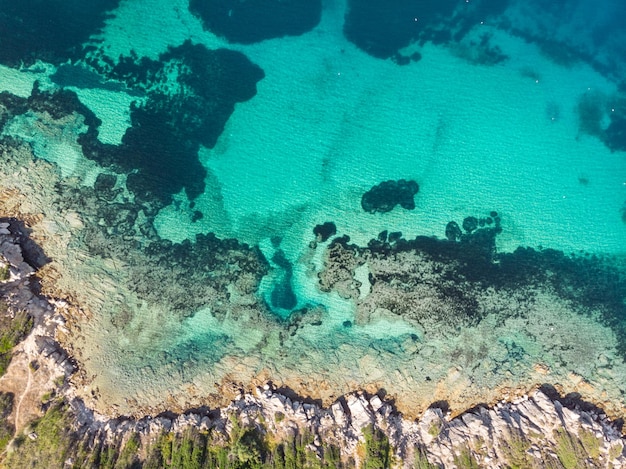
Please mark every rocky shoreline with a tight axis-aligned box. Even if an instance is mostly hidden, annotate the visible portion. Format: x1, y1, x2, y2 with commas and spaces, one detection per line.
1, 219, 626, 467
41, 384, 626, 468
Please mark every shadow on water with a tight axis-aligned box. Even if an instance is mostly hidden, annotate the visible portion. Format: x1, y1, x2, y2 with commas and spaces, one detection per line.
427, 400, 450, 415
540, 384, 624, 432
1, 217, 50, 269
0, 217, 51, 297
272, 383, 324, 407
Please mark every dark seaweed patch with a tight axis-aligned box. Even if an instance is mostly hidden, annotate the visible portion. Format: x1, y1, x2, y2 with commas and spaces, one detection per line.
2, 41, 264, 210
361, 179, 419, 214
0, 82, 102, 134
327, 213, 626, 355
343, 0, 509, 62
136, 233, 269, 317
50, 64, 138, 95
189, 0, 322, 44
575, 88, 626, 153
0, 0, 120, 67
313, 222, 337, 242
343, 0, 432, 60
605, 111, 626, 153
79, 41, 264, 207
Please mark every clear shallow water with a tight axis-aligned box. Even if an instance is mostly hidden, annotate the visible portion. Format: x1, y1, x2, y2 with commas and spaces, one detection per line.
1, 0, 626, 416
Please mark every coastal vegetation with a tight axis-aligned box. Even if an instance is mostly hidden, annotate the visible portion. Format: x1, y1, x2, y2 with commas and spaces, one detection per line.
413, 448, 438, 469
0, 392, 14, 453
2, 399, 362, 469
0, 380, 624, 469
0, 264, 9, 282
361, 425, 391, 469
0, 301, 32, 377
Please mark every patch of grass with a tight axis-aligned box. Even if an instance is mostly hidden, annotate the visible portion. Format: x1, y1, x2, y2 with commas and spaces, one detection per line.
609, 441, 623, 460
414, 447, 438, 469
554, 429, 587, 469
143, 424, 346, 469
115, 432, 141, 469
146, 428, 210, 469
53, 375, 66, 387
0, 392, 14, 419
578, 428, 601, 461
501, 430, 532, 469
427, 420, 441, 438
0, 391, 15, 453
4, 400, 76, 467
452, 446, 480, 469
272, 430, 321, 469
3, 400, 356, 468
0, 263, 10, 281
362, 425, 391, 469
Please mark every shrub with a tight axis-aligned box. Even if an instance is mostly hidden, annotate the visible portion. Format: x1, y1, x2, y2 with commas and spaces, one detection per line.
362, 425, 391, 469
0, 309, 33, 376
0, 263, 10, 281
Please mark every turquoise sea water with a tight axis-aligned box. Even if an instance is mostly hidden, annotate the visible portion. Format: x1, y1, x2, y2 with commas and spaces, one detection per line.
1, 0, 626, 414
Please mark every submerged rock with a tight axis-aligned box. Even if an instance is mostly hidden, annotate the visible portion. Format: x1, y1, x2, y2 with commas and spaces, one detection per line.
93, 173, 119, 202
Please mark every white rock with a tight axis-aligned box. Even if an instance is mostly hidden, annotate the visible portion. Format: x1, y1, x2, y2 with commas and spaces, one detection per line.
370, 395, 383, 412
347, 395, 373, 429
331, 402, 347, 426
